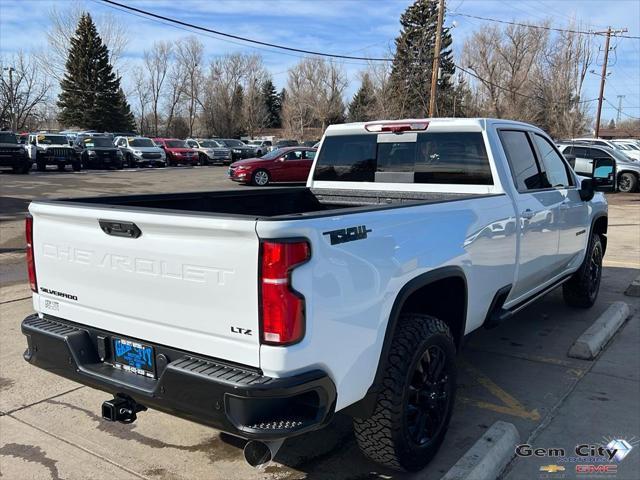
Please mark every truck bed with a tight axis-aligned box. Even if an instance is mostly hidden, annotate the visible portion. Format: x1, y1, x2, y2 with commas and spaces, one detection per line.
38, 187, 482, 219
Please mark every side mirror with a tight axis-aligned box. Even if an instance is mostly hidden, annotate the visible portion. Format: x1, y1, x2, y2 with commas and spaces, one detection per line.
30, 140, 37, 146
564, 153, 576, 169
159, 144, 165, 149
579, 178, 594, 201
592, 157, 616, 191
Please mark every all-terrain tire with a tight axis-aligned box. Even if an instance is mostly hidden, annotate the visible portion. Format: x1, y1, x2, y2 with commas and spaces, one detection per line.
353, 314, 456, 471
562, 233, 603, 308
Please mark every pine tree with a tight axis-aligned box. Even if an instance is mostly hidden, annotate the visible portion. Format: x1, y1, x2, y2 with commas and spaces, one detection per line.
348, 74, 377, 122
261, 79, 281, 128
388, 0, 457, 118
57, 13, 135, 131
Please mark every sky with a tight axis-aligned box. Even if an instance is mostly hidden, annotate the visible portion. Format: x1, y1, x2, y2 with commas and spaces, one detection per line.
1, 0, 639, 123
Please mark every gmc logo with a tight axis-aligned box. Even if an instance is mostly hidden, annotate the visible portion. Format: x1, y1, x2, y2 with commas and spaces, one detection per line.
576, 465, 617, 473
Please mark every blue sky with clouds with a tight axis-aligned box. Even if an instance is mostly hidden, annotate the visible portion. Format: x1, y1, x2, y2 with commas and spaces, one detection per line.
1, 0, 638, 122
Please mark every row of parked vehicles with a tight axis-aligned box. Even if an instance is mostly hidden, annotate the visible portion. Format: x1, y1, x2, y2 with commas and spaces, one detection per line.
0, 131, 317, 174
557, 137, 640, 193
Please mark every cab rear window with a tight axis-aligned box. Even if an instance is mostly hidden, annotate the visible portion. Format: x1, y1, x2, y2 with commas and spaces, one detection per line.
313, 132, 492, 185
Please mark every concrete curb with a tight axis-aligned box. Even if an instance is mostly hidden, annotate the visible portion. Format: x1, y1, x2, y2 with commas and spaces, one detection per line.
625, 275, 640, 297
441, 421, 519, 480
568, 301, 630, 360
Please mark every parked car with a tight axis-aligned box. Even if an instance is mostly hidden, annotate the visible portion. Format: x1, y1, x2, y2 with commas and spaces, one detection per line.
152, 138, 199, 166
114, 136, 166, 168
22, 118, 612, 473
26, 133, 80, 171
228, 147, 317, 186
558, 143, 639, 193
571, 137, 636, 160
611, 140, 640, 161
185, 138, 232, 165
274, 139, 299, 148
0, 131, 31, 174
217, 139, 255, 160
244, 139, 273, 156
74, 135, 124, 169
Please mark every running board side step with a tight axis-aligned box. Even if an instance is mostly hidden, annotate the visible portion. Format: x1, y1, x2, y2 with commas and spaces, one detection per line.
484, 275, 572, 329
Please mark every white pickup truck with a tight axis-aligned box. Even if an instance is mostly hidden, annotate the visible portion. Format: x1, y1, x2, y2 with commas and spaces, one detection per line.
22, 118, 615, 471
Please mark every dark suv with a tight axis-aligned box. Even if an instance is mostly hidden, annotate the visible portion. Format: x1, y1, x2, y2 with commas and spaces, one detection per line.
74, 135, 123, 169
0, 131, 31, 174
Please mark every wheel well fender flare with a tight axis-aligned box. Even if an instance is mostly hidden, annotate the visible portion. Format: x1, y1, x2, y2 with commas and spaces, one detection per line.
344, 266, 468, 418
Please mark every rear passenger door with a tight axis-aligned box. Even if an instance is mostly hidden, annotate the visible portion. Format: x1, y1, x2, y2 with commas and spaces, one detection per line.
499, 129, 566, 303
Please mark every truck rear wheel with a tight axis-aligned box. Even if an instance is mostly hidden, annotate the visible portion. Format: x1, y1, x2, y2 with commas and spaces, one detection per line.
563, 233, 603, 308
353, 314, 456, 471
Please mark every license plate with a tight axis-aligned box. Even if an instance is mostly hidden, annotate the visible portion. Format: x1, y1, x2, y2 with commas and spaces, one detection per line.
113, 337, 155, 378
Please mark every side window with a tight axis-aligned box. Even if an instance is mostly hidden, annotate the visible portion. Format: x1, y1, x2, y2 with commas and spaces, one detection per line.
532, 134, 571, 187
573, 147, 588, 158
592, 149, 612, 160
304, 150, 316, 160
499, 130, 545, 191
285, 150, 303, 160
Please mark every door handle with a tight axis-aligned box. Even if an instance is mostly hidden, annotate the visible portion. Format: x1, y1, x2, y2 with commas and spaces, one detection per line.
521, 209, 535, 220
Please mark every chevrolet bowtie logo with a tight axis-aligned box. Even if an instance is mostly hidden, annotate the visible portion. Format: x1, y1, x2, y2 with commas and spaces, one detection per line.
540, 465, 565, 473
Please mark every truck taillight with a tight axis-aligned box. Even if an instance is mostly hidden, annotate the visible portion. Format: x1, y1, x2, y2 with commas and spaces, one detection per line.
260, 240, 310, 345
25, 215, 37, 292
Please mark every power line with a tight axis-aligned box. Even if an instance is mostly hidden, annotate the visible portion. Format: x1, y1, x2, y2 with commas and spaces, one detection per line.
456, 64, 597, 105
450, 12, 638, 39
99, 0, 391, 62
605, 98, 640, 119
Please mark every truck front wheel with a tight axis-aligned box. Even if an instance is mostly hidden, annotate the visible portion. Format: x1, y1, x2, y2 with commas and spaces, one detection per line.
618, 172, 638, 193
353, 314, 456, 471
562, 233, 603, 308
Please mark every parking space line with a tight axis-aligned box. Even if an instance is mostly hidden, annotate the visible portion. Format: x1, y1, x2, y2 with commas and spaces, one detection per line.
460, 362, 541, 421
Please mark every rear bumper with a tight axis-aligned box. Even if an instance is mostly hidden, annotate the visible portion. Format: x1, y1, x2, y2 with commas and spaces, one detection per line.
22, 314, 336, 440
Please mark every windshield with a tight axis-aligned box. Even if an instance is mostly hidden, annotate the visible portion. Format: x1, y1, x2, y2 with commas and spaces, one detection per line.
129, 138, 155, 148
82, 137, 113, 147
616, 143, 631, 150
607, 148, 634, 162
201, 140, 221, 148
166, 140, 187, 148
261, 148, 287, 160
38, 135, 68, 145
0, 132, 17, 144
221, 139, 245, 147
247, 140, 262, 146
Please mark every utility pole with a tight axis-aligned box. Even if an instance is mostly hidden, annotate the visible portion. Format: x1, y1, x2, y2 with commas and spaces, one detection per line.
594, 27, 627, 138
428, 0, 445, 118
616, 95, 625, 124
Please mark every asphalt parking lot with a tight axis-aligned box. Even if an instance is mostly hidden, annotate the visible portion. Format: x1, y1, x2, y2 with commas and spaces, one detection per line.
1, 166, 639, 479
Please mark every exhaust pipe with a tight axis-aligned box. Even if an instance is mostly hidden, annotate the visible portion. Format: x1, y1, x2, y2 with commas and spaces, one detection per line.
243, 439, 284, 468
102, 394, 146, 424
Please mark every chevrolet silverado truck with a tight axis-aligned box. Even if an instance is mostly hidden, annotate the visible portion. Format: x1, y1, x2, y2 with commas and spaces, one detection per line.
21, 119, 614, 471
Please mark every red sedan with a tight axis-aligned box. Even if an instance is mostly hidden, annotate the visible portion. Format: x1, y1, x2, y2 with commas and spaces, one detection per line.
228, 147, 317, 186
152, 138, 199, 166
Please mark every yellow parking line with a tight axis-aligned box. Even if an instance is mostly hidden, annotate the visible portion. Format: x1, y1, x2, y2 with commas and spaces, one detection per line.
461, 362, 541, 421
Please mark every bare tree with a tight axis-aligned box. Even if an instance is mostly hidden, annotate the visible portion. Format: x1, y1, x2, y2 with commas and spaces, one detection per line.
175, 37, 203, 137
462, 20, 592, 137
40, 1, 129, 82
143, 41, 172, 137
281, 58, 347, 138
242, 56, 270, 137
1, 51, 52, 131
164, 60, 186, 136
131, 66, 150, 134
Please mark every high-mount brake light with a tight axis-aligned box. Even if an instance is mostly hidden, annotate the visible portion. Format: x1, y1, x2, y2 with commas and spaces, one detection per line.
365, 122, 429, 133
25, 215, 37, 292
260, 240, 310, 345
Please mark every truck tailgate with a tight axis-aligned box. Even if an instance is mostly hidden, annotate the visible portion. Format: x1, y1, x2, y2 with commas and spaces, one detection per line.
30, 202, 260, 367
